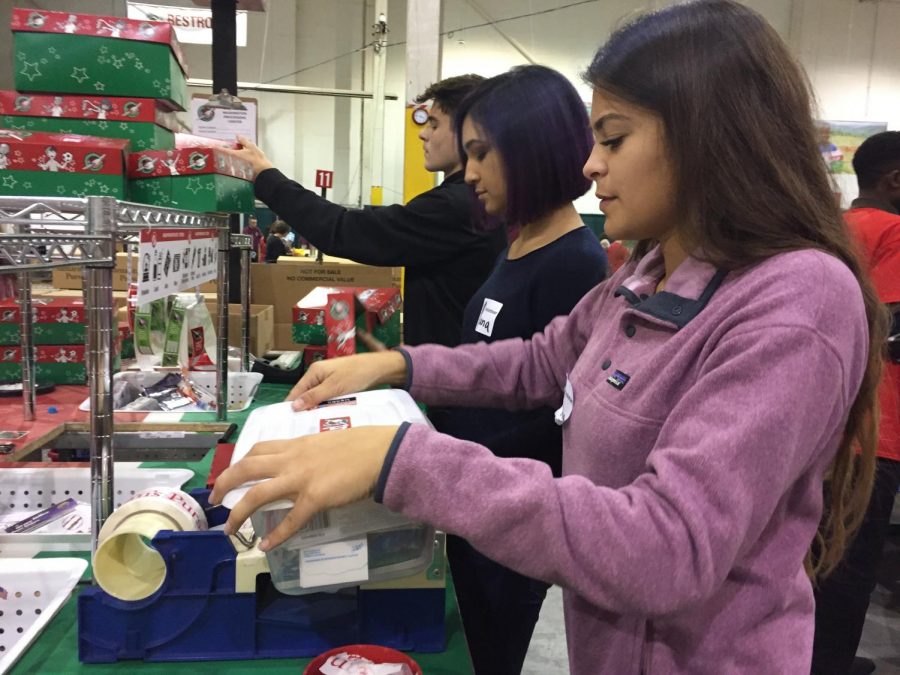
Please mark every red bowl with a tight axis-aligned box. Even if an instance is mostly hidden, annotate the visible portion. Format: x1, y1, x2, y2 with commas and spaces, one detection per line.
303, 645, 423, 675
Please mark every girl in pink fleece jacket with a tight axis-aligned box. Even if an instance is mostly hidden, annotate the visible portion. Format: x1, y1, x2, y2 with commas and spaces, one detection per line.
212, 1, 888, 672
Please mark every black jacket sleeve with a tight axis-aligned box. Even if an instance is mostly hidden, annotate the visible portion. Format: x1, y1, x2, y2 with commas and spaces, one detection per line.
254, 168, 483, 268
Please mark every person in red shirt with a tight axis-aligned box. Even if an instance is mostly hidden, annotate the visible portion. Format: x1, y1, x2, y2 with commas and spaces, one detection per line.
813, 131, 900, 675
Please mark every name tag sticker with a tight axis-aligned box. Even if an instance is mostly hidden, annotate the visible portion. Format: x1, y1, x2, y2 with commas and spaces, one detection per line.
554, 374, 574, 425
475, 298, 503, 337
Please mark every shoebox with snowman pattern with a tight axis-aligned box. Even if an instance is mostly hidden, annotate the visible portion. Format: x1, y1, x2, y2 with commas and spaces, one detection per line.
292, 287, 403, 361
0, 128, 128, 198
0, 91, 178, 151
11, 8, 189, 111
127, 147, 256, 213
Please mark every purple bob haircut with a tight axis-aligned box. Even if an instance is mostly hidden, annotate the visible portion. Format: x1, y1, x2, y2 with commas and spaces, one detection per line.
455, 65, 592, 229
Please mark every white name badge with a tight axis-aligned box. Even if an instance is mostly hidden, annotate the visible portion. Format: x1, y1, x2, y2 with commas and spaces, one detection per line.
554, 374, 574, 425
475, 298, 504, 337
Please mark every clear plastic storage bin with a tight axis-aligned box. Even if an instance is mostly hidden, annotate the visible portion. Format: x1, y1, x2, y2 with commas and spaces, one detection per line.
223, 390, 435, 595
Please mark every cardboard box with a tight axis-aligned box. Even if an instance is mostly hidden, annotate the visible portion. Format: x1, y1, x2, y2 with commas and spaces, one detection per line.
292, 286, 401, 349
52, 252, 218, 293
210, 303, 274, 356
251, 259, 402, 325
0, 297, 86, 345
0, 91, 177, 151
0, 128, 128, 199
127, 147, 255, 213
12, 8, 189, 110
272, 323, 294, 351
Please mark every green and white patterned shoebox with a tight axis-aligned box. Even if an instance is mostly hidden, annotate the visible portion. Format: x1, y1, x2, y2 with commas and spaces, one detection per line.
12, 8, 189, 111
0, 297, 86, 346
0, 128, 128, 199
127, 147, 255, 213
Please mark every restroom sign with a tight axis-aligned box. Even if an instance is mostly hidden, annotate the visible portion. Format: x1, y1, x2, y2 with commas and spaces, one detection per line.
315, 170, 334, 189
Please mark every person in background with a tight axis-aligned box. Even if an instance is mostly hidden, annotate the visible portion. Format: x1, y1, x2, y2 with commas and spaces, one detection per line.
243, 216, 265, 262
264, 220, 293, 263
221, 75, 506, 348
211, 2, 887, 672
431, 65, 606, 674
812, 131, 900, 675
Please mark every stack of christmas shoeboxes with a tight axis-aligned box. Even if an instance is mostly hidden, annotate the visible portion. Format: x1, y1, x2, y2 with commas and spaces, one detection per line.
4, 7, 254, 212
292, 287, 402, 368
2, 7, 190, 200
0, 297, 112, 385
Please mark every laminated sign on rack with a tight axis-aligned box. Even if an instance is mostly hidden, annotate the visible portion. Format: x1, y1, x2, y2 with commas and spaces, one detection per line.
137, 227, 218, 304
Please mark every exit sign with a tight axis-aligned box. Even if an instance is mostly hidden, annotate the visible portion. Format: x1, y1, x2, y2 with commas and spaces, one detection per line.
315, 170, 334, 189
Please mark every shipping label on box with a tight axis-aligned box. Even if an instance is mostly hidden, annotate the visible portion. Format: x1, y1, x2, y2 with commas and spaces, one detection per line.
12, 8, 189, 110
0, 128, 128, 198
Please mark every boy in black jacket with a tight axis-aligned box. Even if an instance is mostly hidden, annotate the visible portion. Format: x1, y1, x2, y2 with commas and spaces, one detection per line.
225, 75, 505, 347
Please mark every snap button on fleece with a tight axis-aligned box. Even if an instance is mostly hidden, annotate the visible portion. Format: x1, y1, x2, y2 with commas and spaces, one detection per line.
624, 324, 636, 338
601, 359, 611, 369
672, 305, 683, 316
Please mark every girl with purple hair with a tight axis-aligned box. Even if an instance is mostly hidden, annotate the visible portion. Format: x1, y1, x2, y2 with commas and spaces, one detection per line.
431, 65, 607, 673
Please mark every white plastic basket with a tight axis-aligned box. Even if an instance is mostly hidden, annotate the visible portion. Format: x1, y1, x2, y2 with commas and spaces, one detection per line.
0, 465, 194, 553
78, 371, 264, 414
0, 557, 87, 674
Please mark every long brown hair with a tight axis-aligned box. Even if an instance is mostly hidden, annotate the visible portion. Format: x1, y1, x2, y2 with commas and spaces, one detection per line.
584, 0, 889, 578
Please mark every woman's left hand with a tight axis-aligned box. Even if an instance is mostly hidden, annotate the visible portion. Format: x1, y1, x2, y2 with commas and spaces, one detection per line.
209, 425, 400, 551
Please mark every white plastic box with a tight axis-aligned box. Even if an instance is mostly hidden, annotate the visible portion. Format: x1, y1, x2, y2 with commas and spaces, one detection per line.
222, 390, 435, 595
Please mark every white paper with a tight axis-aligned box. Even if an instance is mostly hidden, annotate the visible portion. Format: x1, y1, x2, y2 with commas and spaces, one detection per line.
299, 538, 369, 588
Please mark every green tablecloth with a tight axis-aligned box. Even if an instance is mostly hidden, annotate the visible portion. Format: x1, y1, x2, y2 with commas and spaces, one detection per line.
11, 383, 473, 674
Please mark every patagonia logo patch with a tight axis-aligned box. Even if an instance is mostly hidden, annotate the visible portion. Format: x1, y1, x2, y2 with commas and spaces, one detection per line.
606, 370, 631, 390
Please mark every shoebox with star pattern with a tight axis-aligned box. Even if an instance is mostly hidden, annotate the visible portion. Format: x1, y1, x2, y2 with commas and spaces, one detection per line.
0, 297, 86, 346
0, 91, 177, 151
0, 344, 88, 384
126, 147, 255, 213
0, 342, 122, 385
11, 7, 189, 111
0, 128, 128, 198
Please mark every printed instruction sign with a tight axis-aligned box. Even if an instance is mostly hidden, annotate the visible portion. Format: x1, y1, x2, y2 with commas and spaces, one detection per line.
137, 227, 218, 304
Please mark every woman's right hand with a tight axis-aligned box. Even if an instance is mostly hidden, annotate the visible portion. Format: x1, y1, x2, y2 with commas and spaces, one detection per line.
286, 350, 408, 411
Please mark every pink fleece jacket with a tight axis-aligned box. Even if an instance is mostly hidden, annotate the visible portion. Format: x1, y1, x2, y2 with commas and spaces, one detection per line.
378, 245, 867, 674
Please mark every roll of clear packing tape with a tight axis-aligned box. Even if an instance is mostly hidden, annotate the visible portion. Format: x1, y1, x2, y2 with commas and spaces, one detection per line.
92, 487, 208, 601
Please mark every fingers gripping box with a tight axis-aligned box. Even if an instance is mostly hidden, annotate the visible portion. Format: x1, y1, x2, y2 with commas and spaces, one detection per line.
221, 390, 434, 595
